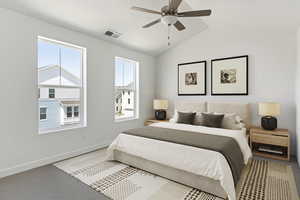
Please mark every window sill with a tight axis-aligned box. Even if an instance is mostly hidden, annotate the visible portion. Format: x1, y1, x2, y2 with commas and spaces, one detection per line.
115, 117, 139, 123
39, 124, 86, 135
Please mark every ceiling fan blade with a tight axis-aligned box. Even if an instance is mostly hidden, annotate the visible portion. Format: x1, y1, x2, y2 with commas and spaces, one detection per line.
131, 6, 162, 15
142, 19, 161, 28
174, 20, 186, 31
177, 10, 212, 17
170, 0, 183, 11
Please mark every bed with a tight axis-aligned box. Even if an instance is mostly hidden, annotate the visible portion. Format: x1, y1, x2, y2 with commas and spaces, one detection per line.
106, 102, 252, 200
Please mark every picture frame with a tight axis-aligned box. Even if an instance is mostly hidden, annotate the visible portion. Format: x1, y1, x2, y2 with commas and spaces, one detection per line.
178, 61, 207, 96
211, 55, 248, 95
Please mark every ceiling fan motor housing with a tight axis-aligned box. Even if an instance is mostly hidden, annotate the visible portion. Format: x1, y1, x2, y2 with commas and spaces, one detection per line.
161, 15, 178, 26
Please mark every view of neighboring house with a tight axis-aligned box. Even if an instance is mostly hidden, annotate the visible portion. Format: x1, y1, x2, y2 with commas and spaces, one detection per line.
115, 82, 135, 119
38, 65, 81, 132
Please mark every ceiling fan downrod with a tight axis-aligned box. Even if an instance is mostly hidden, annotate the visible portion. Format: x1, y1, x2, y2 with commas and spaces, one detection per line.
168, 24, 171, 46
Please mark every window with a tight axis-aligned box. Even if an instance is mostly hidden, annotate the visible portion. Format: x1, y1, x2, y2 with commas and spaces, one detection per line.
40, 107, 47, 121
38, 36, 86, 134
74, 106, 79, 117
67, 106, 73, 118
49, 88, 55, 98
114, 57, 139, 121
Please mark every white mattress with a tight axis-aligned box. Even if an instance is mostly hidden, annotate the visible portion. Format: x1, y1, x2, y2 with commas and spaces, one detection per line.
106, 122, 252, 200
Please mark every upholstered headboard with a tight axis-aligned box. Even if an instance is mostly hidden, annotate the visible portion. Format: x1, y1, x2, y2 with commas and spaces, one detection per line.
207, 102, 251, 127
174, 101, 251, 127
174, 101, 207, 113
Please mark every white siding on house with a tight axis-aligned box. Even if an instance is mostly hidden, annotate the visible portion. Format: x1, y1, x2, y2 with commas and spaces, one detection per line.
39, 100, 61, 131
39, 88, 80, 99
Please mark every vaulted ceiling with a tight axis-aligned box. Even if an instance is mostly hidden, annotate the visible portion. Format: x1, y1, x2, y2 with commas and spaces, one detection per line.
1, 0, 300, 56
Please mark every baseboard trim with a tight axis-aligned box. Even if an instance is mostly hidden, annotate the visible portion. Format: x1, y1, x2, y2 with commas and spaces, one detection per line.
0, 141, 110, 179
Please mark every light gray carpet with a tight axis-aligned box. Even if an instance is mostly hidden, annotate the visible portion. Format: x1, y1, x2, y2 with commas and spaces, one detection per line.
0, 165, 110, 200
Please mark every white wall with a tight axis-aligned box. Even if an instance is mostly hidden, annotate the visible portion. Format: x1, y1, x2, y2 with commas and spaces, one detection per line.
296, 28, 300, 165
0, 8, 155, 177
156, 26, 298, 155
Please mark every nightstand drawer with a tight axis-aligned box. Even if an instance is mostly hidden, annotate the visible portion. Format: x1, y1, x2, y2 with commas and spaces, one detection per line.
251, 133, 289, 146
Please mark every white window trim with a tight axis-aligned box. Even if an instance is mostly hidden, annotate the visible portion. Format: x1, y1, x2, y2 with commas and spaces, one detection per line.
38, 36, 87, 134
114, 57, 139, 122
39, 107, 48, 121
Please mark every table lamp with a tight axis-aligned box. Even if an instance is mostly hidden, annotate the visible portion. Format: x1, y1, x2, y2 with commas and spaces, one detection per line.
153, 99, 168, 120
258, 102, 280, 130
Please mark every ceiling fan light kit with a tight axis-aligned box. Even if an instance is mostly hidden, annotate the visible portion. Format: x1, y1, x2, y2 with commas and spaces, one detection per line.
161, 15, 178, 26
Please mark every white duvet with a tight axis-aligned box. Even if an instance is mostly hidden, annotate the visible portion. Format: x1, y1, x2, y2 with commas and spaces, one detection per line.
106, 122, 252, 200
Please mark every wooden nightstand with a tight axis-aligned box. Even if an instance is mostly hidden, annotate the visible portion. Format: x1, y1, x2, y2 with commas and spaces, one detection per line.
144, 119, 169, 126
250, 127, 290, 161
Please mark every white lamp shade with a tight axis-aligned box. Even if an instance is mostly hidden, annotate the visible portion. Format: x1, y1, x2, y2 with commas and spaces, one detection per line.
153, 99, 168, 110
258, 102, 280, 116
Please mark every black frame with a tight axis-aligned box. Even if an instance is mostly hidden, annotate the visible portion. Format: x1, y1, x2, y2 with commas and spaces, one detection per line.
178, 61, 207, 96
211, 55, 248, 96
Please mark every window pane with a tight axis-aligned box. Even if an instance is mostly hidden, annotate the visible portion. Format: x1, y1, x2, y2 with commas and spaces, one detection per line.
40, 107, 47, 120
38, 39, 60, 86
49, 88, 55, 98
67, 113, 72, 118
40, 107, 47, 114
67, 106, 72, 112
74, 106, 79, 117
115, 57, 124, 87
40, 114, 47, 120
115, 57, 137, 121
61, 45, 81, 87
67, 107, 73, 117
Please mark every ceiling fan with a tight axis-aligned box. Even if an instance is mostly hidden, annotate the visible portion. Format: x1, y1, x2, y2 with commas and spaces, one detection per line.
131, 0, 212, 31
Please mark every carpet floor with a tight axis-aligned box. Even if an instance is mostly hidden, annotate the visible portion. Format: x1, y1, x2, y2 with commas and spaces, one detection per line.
0, 164, 110, 200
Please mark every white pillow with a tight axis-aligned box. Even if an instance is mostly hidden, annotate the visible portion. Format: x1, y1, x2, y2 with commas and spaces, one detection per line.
214, 112, 245, 130
169, 118, 176, 123
169, 109, 179, 123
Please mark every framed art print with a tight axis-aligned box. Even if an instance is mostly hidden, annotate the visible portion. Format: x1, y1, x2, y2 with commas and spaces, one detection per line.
211, 55, 248, 95
178, 61, 207, 96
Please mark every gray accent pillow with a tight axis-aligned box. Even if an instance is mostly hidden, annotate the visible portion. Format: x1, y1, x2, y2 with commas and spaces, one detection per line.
177, 112, 196, 125
202, 113, 225, 128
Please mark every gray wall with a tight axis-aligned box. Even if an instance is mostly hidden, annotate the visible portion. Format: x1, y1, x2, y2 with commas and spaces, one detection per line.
0, 8, 155, 177
156, 26, 298, 155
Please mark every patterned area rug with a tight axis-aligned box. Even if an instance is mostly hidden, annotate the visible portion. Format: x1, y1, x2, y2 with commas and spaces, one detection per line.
54, 150, 299, 200
236, 159, 299, 200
